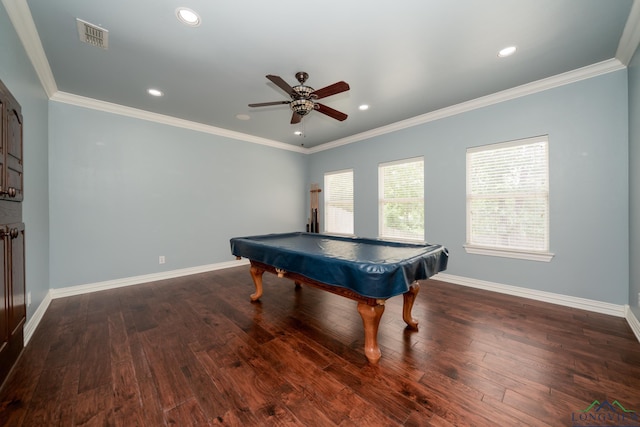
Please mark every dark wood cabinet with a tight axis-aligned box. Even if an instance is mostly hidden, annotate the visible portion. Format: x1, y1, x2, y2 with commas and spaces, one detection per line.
0, 80, 25, 386
0, 81, 23, 202
0, 222, 25, 383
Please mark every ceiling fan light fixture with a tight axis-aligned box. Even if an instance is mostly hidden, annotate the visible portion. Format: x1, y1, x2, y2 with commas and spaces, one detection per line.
176, 8, 201, 26
290, 99, 315, 116
293, 85, 314, 98
359, 104, 369, 111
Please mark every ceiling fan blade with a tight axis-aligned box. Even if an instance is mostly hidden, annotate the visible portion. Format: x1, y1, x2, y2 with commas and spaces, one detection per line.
311, 81, 350, 99
316, 103, 348, 121
291, 112, 302, 124
266, 75, 296, 97
248, 101, 289, 107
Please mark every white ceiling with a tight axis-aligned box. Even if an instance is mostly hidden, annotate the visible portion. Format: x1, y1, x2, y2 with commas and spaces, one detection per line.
7, 0, 640, 149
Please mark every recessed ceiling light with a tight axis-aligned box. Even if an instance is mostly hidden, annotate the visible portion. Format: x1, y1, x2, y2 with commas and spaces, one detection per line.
359, 104, 369, 111
235, 114, 250, 120
176, 7, 201, 27
498, 46, 517, 58
147, 88, 163, 97
294, 131, 303, 136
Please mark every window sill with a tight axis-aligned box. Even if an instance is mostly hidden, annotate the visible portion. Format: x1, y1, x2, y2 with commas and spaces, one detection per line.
463, 245, 554, 262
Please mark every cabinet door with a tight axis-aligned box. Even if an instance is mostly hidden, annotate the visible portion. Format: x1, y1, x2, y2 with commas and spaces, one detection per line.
0, 225, 10, 377
0, 95, 4, 200
5, 106, 22, 202
8, 223, 25, 335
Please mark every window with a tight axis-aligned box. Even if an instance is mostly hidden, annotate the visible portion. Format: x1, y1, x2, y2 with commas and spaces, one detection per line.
379, 157, 424, 241
324, 169, 354, 235
465, 135, 553, 261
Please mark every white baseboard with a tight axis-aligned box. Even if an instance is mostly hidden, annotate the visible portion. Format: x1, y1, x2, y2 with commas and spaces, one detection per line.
433, 273, 626, 317
625, 306, 640, 342
23, 289, 52, 345
49, 259, 249, 299
24, 262, 637, 347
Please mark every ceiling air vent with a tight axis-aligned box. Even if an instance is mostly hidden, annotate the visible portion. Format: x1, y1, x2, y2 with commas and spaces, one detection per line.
76, 18, 109, 49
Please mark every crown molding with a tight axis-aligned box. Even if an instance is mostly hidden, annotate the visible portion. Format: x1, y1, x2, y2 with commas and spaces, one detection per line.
2, 0, 57, 97
616, 0, 640, 65
5, 0, 629, 155
50, 91, 306, 153
310, 58, 625, 153
4, 0, 300, 152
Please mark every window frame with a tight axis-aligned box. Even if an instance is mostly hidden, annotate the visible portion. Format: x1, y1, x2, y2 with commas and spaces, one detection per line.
464, 135, 554, 262
378, 156, 425, 242
323, 168, 354, 236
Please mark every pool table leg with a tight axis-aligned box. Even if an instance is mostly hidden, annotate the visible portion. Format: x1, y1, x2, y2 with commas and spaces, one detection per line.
357, 302, 385, 364
402, 282, 420, 330
249, 265, 265, 301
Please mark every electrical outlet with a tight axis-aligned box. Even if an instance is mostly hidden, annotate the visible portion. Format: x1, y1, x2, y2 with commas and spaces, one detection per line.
159, 256, 165, 264
27, 292, 31, 307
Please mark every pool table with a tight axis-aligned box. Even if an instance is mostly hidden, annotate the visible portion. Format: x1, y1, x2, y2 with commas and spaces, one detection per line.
230, 232, 448, 363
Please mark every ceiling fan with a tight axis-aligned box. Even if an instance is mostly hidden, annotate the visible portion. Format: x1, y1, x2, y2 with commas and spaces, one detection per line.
249, 72, 350, 124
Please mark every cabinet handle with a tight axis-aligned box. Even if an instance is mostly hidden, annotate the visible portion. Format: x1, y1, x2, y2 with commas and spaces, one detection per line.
0, 187, 17, 198
0, 228, 19, 239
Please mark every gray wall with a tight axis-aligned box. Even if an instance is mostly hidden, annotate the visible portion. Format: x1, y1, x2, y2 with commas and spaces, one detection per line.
48, 102, 307, 288
0, 5, 50, 319
630, 45, 640, 317
309, 70, 629, 305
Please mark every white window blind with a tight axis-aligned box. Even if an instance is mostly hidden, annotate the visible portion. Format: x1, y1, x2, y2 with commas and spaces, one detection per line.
324, 169, 354, 235
466, 136, 550, 258
379, 157, 424, 241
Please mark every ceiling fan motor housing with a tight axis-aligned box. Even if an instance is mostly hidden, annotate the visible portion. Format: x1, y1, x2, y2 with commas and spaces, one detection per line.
295, 71, 309, 84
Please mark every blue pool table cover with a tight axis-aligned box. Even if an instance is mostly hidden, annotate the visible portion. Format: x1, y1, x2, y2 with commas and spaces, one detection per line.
230, 232, 448, 299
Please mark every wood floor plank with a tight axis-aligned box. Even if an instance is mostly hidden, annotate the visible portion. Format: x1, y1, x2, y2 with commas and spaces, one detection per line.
165, 397, 211, 426
108, 311, 133, 365
77, 296, 111, 394
122, 326, 166, 426
18, 366, 67, 426
138, 329, 196, 412
502, 387, 582, 426
111, 360, 145, 425
1, 267, 639, 426
323, 362, 431, 424
55, 361, 81, 426
193, 349, 264, 425
479, 394, 555, 427
73, 383, 115, 426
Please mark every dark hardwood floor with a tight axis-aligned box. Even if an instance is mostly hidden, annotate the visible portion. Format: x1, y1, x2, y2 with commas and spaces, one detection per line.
1, 266, 639, 426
